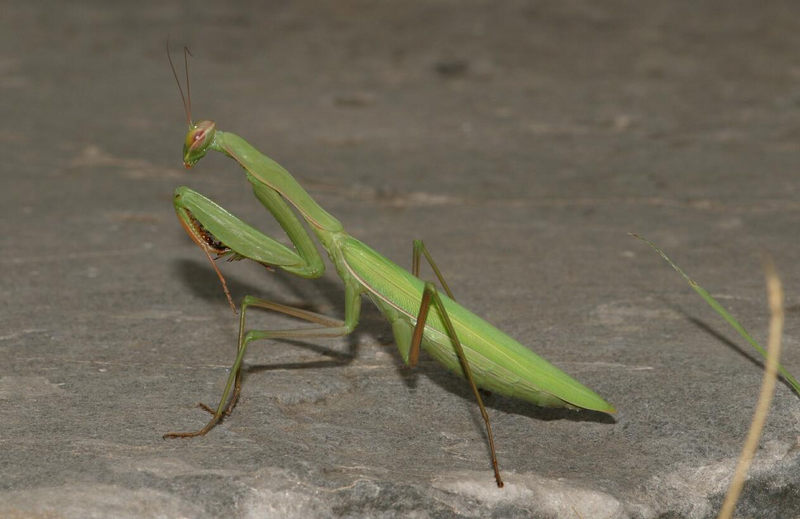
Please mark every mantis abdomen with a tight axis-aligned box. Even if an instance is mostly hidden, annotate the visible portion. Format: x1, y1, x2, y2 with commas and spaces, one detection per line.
339, 235, 616, 413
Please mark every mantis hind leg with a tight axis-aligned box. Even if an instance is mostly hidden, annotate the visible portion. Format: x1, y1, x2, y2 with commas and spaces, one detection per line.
412, 240, 455, 299
413, 240, 493, 392
405, 281, 504, 488
164, 282, 362, 439
391, 239, 455, 365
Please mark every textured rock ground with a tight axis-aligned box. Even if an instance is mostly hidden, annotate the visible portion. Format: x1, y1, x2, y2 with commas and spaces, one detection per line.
2, 2, 799, 517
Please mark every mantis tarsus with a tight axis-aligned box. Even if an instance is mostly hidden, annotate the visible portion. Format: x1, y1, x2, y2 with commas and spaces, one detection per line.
162, 47, 615, 488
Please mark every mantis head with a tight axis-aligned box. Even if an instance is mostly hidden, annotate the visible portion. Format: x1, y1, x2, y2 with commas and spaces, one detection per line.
183, 120, 216, 168
168, 43, 215, 168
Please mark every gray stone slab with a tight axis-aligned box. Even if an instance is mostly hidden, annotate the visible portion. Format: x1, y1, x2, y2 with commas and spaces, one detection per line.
2, 2, 799, 517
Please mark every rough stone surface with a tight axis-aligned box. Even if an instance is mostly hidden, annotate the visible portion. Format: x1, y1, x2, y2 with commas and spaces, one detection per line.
2, 2, 799, 518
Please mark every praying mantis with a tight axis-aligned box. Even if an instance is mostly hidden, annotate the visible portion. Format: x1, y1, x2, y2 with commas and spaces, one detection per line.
162, 48, 615, 487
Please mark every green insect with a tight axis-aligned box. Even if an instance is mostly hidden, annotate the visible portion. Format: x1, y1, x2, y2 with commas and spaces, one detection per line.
163, 47, 615, 487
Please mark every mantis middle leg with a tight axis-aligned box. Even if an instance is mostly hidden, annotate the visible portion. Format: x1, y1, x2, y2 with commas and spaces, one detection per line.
164, 281, 361, 439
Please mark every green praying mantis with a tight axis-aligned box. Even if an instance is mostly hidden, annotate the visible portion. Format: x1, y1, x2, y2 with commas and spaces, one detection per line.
162, 47, 615, 487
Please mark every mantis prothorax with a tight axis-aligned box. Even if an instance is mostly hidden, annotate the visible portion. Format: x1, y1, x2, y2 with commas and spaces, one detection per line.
162, 46, 615, 488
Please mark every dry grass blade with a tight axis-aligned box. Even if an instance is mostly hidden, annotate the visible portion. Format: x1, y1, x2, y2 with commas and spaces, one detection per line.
717, 258, 783, 519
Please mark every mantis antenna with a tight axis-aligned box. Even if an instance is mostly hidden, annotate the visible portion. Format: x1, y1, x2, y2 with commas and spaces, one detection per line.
167, 40, 193, 126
